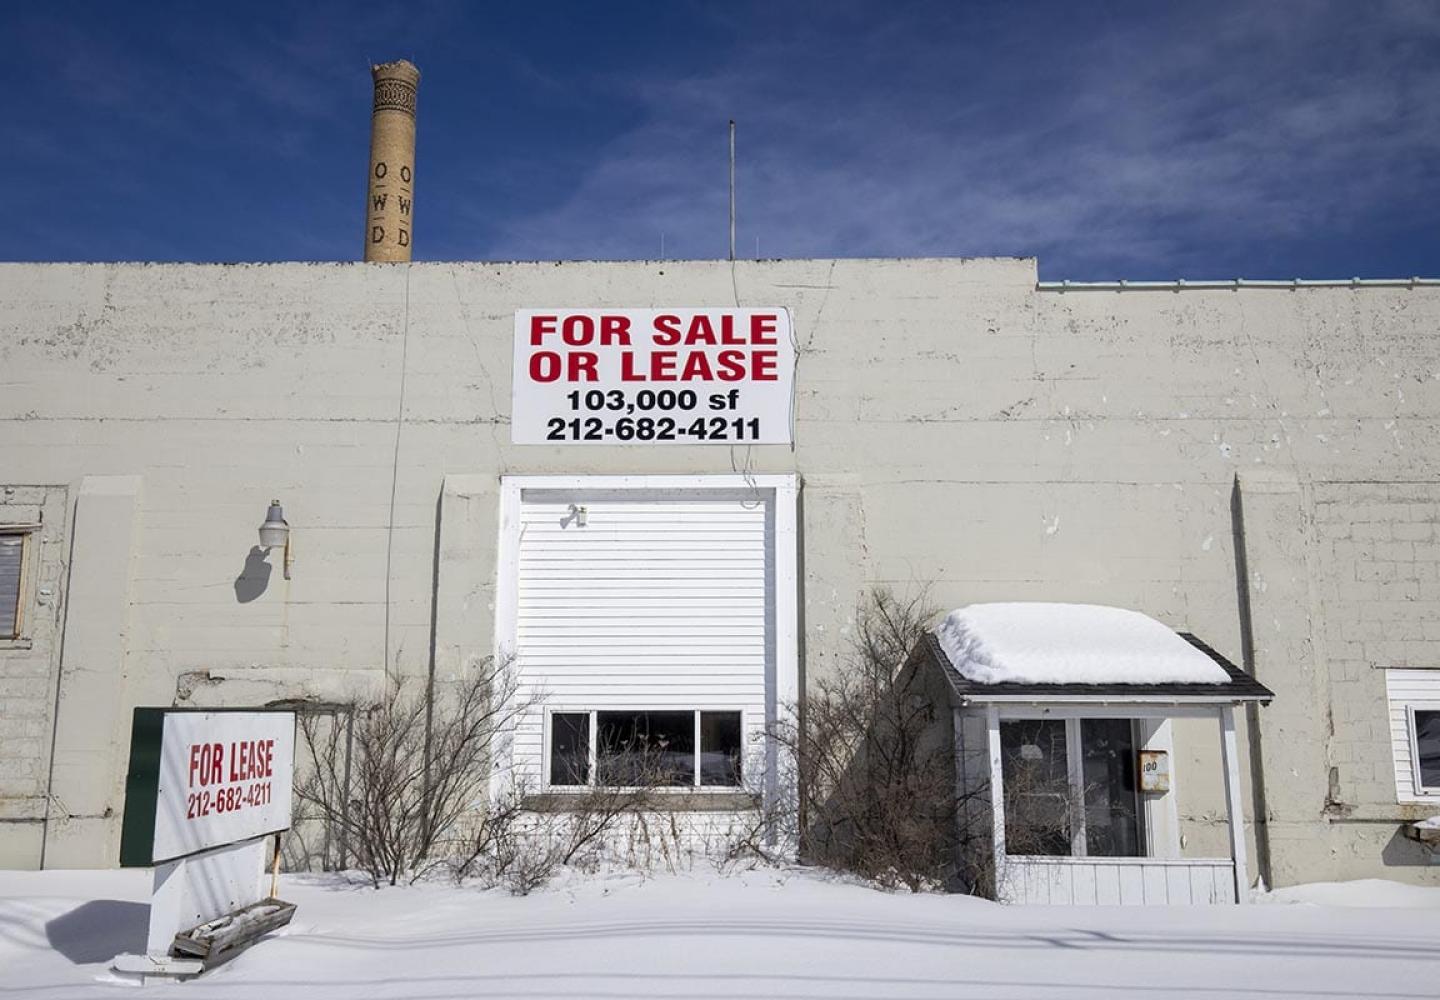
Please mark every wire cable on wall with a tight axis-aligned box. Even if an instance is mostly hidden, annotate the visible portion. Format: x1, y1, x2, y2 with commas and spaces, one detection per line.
382, 265, 413, 685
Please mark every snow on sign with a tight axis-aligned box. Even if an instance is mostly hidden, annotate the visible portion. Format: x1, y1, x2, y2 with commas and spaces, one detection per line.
119, 709, 296, 867
512, 308, 796, 445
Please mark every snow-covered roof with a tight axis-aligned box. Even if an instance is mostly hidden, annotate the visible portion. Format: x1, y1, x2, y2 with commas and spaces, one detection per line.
935, 603, 1232, 686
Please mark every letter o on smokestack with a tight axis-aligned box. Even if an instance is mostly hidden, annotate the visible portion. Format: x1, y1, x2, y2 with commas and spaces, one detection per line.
364, 60, 420, 262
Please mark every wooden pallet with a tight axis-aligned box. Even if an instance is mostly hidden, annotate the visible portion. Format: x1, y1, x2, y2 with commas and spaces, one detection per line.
171, 897, 296, 966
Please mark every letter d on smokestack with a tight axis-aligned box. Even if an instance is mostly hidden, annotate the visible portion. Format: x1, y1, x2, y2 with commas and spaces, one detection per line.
364, 60, 420, 262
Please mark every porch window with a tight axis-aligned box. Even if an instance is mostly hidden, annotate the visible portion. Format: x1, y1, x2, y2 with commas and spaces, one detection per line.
1412, 707, 1440, 795
1000, 718, 1142, 857
546, 709, 743, 789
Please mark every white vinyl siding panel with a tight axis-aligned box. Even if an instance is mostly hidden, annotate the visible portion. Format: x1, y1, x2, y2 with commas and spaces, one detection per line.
1001, 858, 1236, 905
512, 491, 773, 788
1384, 668, 1440, 802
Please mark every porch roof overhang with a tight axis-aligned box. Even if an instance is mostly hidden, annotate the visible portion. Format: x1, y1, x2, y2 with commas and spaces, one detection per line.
919, 632, 1275, 708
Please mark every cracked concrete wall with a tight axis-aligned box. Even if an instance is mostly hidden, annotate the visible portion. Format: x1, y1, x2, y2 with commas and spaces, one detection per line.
0, 257, 1436, 882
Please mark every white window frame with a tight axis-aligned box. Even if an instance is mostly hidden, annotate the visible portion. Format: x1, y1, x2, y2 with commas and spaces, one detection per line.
998, 715, 1147, 859
0, 525, 38, 644
542, 706, 749, 793
494, 474, 800, 806
1407, 702, 1440, 797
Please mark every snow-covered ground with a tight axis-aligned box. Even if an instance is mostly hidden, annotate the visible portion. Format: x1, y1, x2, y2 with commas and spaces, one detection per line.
2, 865, 1438, 999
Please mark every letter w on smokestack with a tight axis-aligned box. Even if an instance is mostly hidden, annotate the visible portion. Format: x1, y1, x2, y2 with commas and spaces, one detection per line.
365, 60, 420, 262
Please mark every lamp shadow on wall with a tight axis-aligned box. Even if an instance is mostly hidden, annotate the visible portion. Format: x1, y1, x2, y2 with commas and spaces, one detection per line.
234, 545, 273, 603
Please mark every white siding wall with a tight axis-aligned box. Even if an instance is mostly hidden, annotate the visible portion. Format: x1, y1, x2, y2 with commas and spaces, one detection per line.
508, 488, 774, 790
1001, 858, 1237, 905
1384, 668, 1440, 803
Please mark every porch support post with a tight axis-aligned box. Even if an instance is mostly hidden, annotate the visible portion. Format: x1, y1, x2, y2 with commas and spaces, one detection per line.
986, 704, 1006, 898
1065, 718, 1087, 857
1219, 705, 1250, 904
952, 707, 967, 876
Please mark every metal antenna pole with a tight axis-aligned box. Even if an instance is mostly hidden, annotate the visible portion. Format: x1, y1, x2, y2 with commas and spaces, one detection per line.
728, 119, 736, 261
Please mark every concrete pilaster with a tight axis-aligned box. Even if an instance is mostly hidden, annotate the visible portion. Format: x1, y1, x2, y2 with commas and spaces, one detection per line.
434, 474, 500, 682
42, 475, 142, 868
1235, 469, 1327, 887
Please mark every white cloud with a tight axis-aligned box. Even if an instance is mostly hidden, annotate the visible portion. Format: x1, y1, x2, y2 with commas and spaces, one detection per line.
474, 1, 1440, 277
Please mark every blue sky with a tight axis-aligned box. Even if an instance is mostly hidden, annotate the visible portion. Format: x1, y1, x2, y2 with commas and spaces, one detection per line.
4, 1, 1438, 279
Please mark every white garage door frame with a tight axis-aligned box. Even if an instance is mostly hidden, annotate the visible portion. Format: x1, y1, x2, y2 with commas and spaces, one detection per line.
493, 474, 800, 805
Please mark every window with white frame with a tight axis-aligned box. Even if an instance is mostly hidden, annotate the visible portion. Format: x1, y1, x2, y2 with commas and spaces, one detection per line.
547, 709, 743, 789
0, 531, 27, 641
1409, 705, 1440, 796
1384, 669, 1440, 801
999, 718, 1144, 858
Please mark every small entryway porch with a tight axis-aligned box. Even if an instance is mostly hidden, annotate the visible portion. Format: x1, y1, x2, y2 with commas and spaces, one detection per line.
923, 604, 1274, 905
979, 699, 1256, 904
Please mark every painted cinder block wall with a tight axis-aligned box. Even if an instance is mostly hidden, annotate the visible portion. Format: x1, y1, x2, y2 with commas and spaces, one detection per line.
0, 258, 1436, 884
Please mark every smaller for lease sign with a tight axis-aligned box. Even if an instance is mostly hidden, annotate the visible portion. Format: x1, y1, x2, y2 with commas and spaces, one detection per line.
512, 309, 795, 445
120, 709, 296, 867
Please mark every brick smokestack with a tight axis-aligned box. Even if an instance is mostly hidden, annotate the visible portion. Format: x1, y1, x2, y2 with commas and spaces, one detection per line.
364, 60, 420, 262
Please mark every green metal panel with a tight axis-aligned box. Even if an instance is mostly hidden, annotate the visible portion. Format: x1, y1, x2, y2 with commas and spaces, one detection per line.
118, 708, 165, 867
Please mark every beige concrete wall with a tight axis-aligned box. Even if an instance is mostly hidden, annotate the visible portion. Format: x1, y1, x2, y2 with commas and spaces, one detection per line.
0, 486, 67, 867
0, 258, 1436, 883
1309, 482, 1440, 876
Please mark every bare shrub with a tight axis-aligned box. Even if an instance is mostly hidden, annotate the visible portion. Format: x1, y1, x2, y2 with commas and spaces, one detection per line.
446, 780, 529, 885
447, 746, 685, 894
294, 656, 530, 887
771, 587, 969, 891
502, 844, 559, 895
279, 703, 350, 873
713, 740, 796, 871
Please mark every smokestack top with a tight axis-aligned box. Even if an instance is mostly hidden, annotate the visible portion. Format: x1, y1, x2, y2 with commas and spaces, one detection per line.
370, 60, 420, 118
364, 60, 419, 261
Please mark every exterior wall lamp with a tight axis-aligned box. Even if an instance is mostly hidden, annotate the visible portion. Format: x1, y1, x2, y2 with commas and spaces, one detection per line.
258, 500, 294, 580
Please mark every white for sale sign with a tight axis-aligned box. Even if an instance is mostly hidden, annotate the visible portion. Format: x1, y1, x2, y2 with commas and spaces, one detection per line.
512, 308, 795, 445
120, 709, 296, 866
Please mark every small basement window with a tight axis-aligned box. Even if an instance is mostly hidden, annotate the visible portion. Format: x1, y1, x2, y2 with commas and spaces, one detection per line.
0, 532, 26, 640
546, 709, 743, 789
1410, 707, 1440, 795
